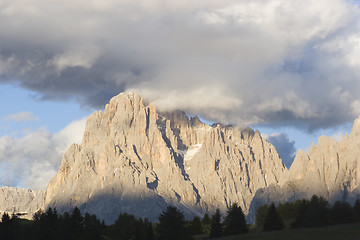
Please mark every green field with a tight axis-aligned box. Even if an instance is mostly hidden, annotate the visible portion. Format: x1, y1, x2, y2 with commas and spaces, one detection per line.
196, 223, 360, 240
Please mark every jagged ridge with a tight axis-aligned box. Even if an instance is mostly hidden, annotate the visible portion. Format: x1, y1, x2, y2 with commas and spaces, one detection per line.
0, 186, 44, 219
247, 116, 360, 223
44, 92, 286, 224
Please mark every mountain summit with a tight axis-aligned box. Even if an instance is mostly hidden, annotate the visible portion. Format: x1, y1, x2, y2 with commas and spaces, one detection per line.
247, 116, 360, 222
44, 92, 286, 223
2, 92, 360, 224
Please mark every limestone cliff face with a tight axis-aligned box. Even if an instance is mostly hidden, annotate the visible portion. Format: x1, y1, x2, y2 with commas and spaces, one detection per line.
0, 186, 44, 219
280, 117, 360, 201
44, 92, 286, 223
248, 117, 360, 222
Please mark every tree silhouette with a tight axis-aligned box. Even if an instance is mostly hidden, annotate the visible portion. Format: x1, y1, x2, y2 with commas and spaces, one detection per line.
291, 195, 329, 228
201, 213, 211, 235
58, 211, 72, 240
157, 206, 191, 240
209, 209, 223, 238
277, 201, 299, 227
190, 216, 203, 235
0, 213, 12, 239
144, 218, 154, 240
330, 201, 356, 224
108, 212, 155, 240
81, 212, 103, 240
255, 204, 269, 229
304, 195, 329, 227
223, 203, 248, 235
263, 203, 284, 231
1, 213, 11, 224
70, 206, 84, 239
291, 199, 308, 228
109, 212, 138, 239
35, 207, 59, 239
354, 199, 360, 221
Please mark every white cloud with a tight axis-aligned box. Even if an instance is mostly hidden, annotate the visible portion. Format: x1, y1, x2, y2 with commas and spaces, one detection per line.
130, 86, 243, 123
53, 118, 87, 153
0, 118, 87, 190
330, 131, 346, 142
48, 46, 100, 72
2, 112, 39, 122
351, 100, 360, 116
0, 0, 359, 130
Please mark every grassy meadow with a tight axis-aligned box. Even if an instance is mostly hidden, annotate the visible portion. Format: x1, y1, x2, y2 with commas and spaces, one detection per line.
215, 223, 360, 240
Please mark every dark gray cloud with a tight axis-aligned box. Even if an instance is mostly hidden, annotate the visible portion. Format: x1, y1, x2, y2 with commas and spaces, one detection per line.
1, 0, 360, 130
266, 133, 297, 168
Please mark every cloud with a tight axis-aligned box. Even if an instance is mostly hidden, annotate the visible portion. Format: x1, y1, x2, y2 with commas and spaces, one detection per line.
351, 100, 360, 116
0, 0, 360, 130
48, 45, 100, 73
330, 131, 346, 142
2, 112, 39, 122
0, 118, 87, 189
264, 133, 296, 168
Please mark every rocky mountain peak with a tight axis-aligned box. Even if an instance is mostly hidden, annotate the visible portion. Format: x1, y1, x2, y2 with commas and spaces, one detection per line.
44, 92, 286, 224
4, 91, 360, 225
248, 115, 360, 223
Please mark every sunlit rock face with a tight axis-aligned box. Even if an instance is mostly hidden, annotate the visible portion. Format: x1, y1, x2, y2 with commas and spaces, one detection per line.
284, 116, 360, 202
0, 186, 44, 219
44, 92, 286, 224
247, 116, 360, 223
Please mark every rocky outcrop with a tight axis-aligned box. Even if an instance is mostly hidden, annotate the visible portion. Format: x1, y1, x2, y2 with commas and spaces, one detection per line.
284, 117, 360, 202
247, 117, 360, 222
0, 186, 44, 219
44, 92, 286, 224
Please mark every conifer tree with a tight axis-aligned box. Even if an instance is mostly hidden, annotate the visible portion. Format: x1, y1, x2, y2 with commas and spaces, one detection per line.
201, 213, 211, 234
255, 204, 269, 229
145, 218, 154, 240
110, 213, 138, 239
191, 216, 203, 235
0, 213, 11, 240
82, 212, 103, 240
263, 203, 284, 231
223, 203, 248, 235
354, 199, 360, 221
157, 206, 191, 240
71, 206, 84, 239
331, 201, 356, 224
296, 195, 329, 228
210, 209, 223, 238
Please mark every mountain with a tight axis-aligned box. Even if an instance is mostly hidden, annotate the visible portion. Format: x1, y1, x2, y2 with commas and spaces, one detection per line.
0, 186, 44, 219
3, 92, 359, 225
44, 92, 286, 224
247, 117, 360, 222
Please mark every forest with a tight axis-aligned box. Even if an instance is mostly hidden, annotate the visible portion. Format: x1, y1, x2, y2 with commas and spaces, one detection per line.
1, 195, 360, 240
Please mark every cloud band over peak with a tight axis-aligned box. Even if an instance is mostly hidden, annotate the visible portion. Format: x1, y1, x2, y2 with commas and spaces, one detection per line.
0, 0, 360, 130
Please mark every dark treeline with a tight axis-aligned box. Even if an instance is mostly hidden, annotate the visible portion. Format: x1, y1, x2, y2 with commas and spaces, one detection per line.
3, 197, 360, 240
0, 203, 248, 240
0, 207, 106, 240
209, 203, 248, 238
256, 195, 360, 231
0, 206, 155, 240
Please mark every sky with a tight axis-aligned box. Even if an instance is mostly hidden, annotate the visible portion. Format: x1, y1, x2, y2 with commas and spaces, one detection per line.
0, 0, 360, 189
